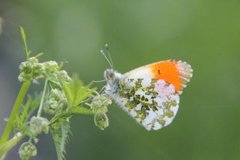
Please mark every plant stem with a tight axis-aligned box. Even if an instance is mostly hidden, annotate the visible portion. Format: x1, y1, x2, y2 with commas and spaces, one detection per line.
37, 79, 48, 117
0, 132, 25, 159
0, 81, 31, 145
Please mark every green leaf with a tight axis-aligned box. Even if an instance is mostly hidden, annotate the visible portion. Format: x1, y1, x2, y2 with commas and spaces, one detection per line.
25, 95, 41, 120
20, 95, 40, 123
19, 96, 32, 122
20, 27, 31, 59
51, 120, 71, 160
12, 95, 40, 136
63, 74, 94, 107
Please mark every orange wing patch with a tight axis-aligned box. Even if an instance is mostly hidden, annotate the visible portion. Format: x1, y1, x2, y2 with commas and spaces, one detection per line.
149, 60, 192, 93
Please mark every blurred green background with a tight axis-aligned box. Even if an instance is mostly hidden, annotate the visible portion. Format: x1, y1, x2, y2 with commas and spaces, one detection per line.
1, 0, 240, 159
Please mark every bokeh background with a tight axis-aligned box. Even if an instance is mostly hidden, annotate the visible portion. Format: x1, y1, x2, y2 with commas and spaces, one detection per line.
1, 0, 240, 159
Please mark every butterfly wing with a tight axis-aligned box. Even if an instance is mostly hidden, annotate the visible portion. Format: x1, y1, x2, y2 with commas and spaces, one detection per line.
113, 60, 192, 130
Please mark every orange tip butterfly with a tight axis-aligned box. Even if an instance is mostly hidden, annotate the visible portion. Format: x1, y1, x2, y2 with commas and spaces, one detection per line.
102, 50, 193, 130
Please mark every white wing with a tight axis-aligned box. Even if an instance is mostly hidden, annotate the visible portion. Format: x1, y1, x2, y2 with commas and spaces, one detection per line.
111, 76, 180, 131
107, 60, 192, 131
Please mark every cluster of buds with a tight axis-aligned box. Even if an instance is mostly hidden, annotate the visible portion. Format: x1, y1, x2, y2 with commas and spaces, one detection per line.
18, 57, 44, 82
29, 116, 49, 136
18, 142, 37, 160
44, 88, 67, 115
88, 94, 112, 130
90, 94, 112, 113
18, 57, 71, 83
43, 61, 59, 75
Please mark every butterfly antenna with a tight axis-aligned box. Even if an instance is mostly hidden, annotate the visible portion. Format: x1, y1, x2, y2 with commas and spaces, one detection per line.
104, 43, 114, 68
100, 44, 114, 69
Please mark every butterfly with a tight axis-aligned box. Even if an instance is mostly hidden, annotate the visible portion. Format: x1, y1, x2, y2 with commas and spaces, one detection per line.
103, 60, 193, 131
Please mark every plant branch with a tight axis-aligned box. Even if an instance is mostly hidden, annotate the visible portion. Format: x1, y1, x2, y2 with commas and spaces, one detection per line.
37, 79, 48, 117
0, 132, 25, 159
0, 81, 31, 145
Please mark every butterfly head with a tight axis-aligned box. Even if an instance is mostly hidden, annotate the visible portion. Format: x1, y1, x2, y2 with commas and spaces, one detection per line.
104, 69, 122, 93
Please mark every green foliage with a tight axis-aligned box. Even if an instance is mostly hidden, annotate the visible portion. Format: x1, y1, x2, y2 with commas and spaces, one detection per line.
0, 28, 112, 160
20, 26, 30, 59
51, 120, 71, 160
63, 74, 94, 107
0, 81, 31, 148
48, 75, 96, 160
13, 96, 40, 135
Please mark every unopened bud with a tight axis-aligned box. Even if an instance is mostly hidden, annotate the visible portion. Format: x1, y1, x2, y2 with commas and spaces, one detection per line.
18, 57, 44, 82
18, 142, 37, 160
44, 89, 67, 115
43, 61, 59, 75
57, 70, 71, 82
30, 116, 49, 136
94, 113, 109, 130
90, 94, 112, 113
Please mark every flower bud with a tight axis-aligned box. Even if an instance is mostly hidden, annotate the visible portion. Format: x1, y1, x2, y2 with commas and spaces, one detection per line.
44, 89, 67, 115
43, 61, 59, 75
94, 113, 109, 130
18, 142, 37, 160
18, 57, 44, 82
90, 94, 112, 113
57, 70, 72, 82
30, 116, 49, 136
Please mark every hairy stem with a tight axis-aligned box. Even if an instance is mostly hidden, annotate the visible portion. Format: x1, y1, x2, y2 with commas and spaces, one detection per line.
0, 132, 25, 159
0, 81, 31, 145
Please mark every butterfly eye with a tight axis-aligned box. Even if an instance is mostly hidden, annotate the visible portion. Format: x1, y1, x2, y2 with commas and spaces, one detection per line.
107, 71, 115, 81
104, 69, 117, 86
108, 72, 115, 80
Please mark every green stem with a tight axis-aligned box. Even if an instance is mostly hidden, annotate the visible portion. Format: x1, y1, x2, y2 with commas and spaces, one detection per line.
0, 132, 25, 159
37, 79, 48, 117
0, 81, 31, 145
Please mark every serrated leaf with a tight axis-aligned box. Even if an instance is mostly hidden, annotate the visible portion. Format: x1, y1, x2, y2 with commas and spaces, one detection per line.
51, 120, 71, 160
19, 96, 32, 123
13, 95, 40, 134
25, 95, 40, 120
63, 75, 94, 107
20, 96, 38, 121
